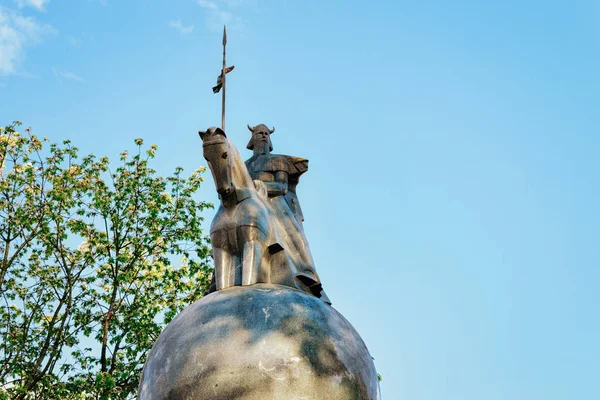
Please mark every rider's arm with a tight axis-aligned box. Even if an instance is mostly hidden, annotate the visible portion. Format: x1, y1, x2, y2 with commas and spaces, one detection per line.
263, 171, 288, 196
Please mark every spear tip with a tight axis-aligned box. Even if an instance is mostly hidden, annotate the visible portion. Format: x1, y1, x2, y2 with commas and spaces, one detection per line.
223, 25, 227, 46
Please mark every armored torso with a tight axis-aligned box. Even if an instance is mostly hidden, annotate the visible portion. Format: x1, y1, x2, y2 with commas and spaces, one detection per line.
245, 153, 308, 224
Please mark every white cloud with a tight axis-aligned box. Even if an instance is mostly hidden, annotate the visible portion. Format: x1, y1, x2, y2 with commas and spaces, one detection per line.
17, 0, 51, 12
196, 0, 246, 33
0, 8, 56, 75
52, 67, 84, 83
67, 36, 81, 47
168, 19, 194, 35
197, 0, 218, 10
200, 0, 256, 9
221, 0, 256, 8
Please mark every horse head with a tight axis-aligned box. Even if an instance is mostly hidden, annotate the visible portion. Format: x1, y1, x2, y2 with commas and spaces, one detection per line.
199, 127, 255, 200
199, 127, 233, 196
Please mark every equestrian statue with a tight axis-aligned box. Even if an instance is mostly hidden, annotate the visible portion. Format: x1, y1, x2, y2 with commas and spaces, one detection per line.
199, 126, 330, 304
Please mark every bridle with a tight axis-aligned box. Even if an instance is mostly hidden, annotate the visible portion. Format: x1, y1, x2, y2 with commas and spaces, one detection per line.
202, 138, 226, 147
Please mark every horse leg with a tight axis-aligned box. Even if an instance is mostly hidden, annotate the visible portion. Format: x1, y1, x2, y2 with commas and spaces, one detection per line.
214, 247, 235, 289
212, 229, 234, 290
238, 226, 267, 286
241, 241, 263, 286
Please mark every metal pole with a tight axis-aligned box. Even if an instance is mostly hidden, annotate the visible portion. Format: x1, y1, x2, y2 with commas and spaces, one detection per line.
221, 26, 227, 131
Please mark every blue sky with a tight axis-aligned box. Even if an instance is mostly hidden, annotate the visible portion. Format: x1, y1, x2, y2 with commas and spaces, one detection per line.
1, 0, 599, 398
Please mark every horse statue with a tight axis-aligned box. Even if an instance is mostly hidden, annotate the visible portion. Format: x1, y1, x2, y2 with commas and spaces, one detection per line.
199, 126, 330, 304
199, 127, 280, 290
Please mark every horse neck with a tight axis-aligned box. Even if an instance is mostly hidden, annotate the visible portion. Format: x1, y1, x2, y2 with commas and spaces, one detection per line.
226, 139, 254, 191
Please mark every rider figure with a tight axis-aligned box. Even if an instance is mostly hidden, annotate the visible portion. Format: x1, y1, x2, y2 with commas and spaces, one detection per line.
245, 124, 307, 229
244, 124, 330, 304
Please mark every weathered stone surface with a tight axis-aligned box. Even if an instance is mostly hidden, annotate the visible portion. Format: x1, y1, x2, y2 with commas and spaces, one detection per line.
138, 284, 380, 400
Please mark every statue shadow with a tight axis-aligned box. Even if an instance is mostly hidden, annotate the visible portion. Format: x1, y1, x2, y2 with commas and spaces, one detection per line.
142, 285, 375, 400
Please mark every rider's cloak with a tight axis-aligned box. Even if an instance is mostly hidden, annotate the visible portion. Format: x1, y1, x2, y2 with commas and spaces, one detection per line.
245, 153, 330, 304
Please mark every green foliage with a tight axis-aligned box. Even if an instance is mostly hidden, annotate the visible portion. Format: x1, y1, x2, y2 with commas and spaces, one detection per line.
0, 122, 213, 399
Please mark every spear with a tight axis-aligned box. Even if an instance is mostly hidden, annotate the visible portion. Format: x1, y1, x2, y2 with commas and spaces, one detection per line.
212, 26, 234, 129
221, 26, 228, 131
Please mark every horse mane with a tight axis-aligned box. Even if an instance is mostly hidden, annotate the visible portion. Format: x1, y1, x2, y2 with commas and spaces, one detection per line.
225, 137, 254, 190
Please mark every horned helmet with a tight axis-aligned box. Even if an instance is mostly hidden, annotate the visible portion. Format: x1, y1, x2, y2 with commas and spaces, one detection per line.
246, 124, 275, 152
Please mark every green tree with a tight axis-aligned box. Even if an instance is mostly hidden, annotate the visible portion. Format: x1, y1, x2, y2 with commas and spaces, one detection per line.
0, 122, 213, 399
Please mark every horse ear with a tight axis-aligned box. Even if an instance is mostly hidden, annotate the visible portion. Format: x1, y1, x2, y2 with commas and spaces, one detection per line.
214, 127, 227, 138
198, 130, 206, 140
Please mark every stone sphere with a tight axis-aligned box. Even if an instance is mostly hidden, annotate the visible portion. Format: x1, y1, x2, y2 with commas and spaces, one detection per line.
138, 284, 380, 400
